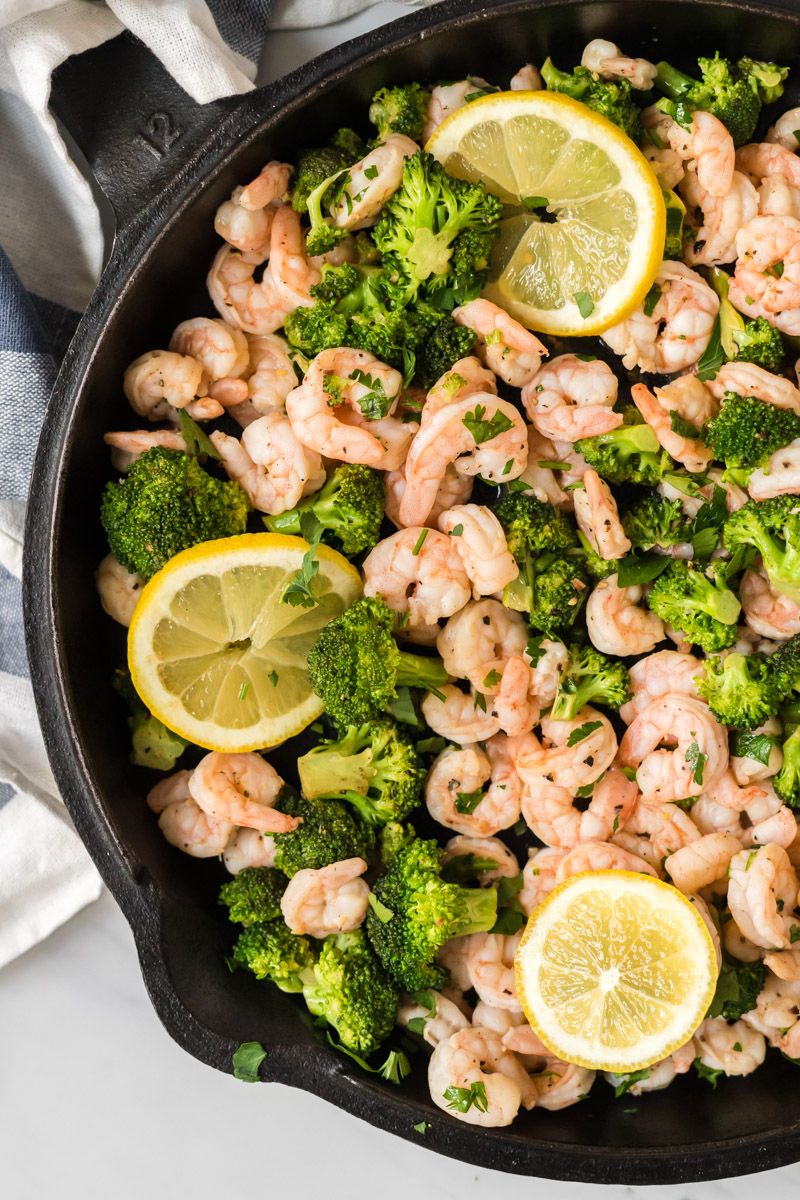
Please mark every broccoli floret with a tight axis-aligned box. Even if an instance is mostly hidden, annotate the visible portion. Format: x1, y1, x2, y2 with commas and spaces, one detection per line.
621, 494, 691, 551
305, 167, 351, 257
263, 464, 385, 556
310, 262, 362, 302
575, 411, 673, 485
372, 151, 502, 309
577, 532, 618, 580
775, 727, 800, 808
112, 665, 188, 771
101, 448, 248, 580
494, 491, 578, 557
298, 720, 424, 826
550, 642, 631, 721
232, 920, 314, 992
291, 134, 363, 215
723, 496, 800, 605
283, 300, 350, 357
307, 596, 450, 729
645, 559, 741, 652
414, 315, 477, 388
706, 392, 800, 472
369, 82, 429, 141
696, 652, 782, 730
732, 317, 785, 370
541, 57, 642, 141
379, 820, 416, 866
329, 127, 366, 159
707, 957, 766, 1021
772, 633, 800, 702
655, 54, 788, 146
219, 867, 287, 926
366, 836, 497, 991
271, 791, 374, 878
303, 930, 399, 1055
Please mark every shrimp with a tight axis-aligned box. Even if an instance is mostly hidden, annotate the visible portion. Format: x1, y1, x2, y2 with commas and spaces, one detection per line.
555, 838, 657, 880
437, 504, 518, 598
521, 354, 621, 443
452, 299, 547, 388
267, 204, 322, 310
618, 695, 728, 804
329, 134, 418, 230
729, 214, 800, 335
207, 245, 290, 335
694, 1017, 766, 1076
214, 162, 291, 254
385, 462, 473, 530
611, 798, 700, 870
731, 717, 784, 786
572, 469, 632, 561
707, 361, 800, 418
514, 428, 572, 509
95, 554, 143, 627
667, 110, 736, 197
210, 412, 325, 515
472, 1003, 525, 1037
580, 38, 657, 88
763, 949, 800, 982
664, 831, 742, 894
743, 972, 800, 1051
631, 381, 715, 473
437, 599, 528, 681
736, 141, 800, 189
727, 843, 800, 950
510, 63, 542, 90
641, 107, 687, 191
527, 638, 569, 709
705, 768, 770, 813
741, 567, 800, 640
147, 771, 234, 858
605, 1042, 696, 1096
421, 686, 502, 745
188, 752, 300, 832
428, 1027, 532, 1126
585, 574, 665, 658
280, 857, 369, 939
465, 932, 523, 1012
748, 438, 800, 500
285, 348, 405, 468
500, 1026, 596, 1109
619, 650, 704, 725
103, 428, 187, 473
425, 740, 521, 837
758, 174, 800, 219
123, 350, 203, 421
742, 787, 798, 849
245, 333, 296, 411
437, 936, 473, 993
423, 356, 497, 423
766, 109, 800, 151
724, 917, 764, 964
398, 990, 470, 1047
169, 317, 249, 384
481, 658, 540, 737
400, 395, 528, 526
362, 527, 471, 627
222, 828, 276, 875
603, 261, 719, 374
423, 79, 489, 142
680, 168, 758, 266
521, 708, 618, 791
442, 835, 520, 884
520, 847, 565, 913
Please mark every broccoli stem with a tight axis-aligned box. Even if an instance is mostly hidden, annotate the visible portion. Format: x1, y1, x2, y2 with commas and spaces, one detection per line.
395, 651, 449, 693
454, 887, 501, 937
655, 61, 696, 99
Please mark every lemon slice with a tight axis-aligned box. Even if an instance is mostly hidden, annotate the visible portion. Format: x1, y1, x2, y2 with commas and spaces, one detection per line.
427, 91, 665, 336
128, 533, 361, 752
515, 871, 717, 1073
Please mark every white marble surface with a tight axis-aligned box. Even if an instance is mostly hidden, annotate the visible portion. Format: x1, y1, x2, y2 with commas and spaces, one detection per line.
4, 4, 800, 1196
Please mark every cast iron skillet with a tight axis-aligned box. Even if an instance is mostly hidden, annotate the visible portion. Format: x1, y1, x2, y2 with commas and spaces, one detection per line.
23, 0, 800, 1182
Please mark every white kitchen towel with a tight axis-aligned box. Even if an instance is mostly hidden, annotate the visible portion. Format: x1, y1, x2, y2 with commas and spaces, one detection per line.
0, 0, 439, 966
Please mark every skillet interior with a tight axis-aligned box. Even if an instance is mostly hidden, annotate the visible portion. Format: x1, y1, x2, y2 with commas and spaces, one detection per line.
25, 0, 800, 1181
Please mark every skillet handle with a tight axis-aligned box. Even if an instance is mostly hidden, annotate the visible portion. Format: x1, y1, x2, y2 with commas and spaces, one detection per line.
49, 31, 241, 236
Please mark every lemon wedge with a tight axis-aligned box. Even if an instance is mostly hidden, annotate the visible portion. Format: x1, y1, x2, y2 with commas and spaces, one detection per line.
427, 90, 665, 336
128, 533, 361, 752
515, 871, 718, 1073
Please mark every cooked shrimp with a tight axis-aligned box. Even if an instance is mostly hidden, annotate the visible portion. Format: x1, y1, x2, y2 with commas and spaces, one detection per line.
743, 789, 798, 850
618, 695, 728, 804
442, 835, 520, 884
743, 972, 800, 1050
385, 461, 473, 530
215, 162, 291, 254
483, 658, 540, 737
631, 381, 714, 473
586, 573, 665, 657
423, 79, 489, 143
729, 214, 800, 335
581, 38, 657, 88
280, 857, 369, 938
520, 847, 565, 913
611, 798, 700, 870
741, 567, 800, 640
605, 1041, 696, 1096
398, 990, 470, 1047
123, 350, 203, 421
521, 354, 621, 443
421, 686, 502, 745
425, 740, 521, 837
603, 261, 719, 374
267, 204, 322, 309
748, 438, 800, 500
766, 109, 800, 151
500, 1026, 596, 1109
147, 771, 234, 858
758, 174, 800, 219
423, 356, 498, 423
619, 650, 704, 725
95, 554, 143, 627
104, 428, 187, 473
211, 412, 324, 515
399, 395, 528, 526
510, 63, 542, 90
736, 141, 800, 188
694, 1017, 766, 1076
466, 932, 523, 1012
362, 527, 471, 627
437, 504, 518, 598
329, 134, 418, 230
763, 949, 800, 982
428, 1027, 532, 1126
286, 347, 405, 468
681, 168, 758, 266
728, 843, 800, 950
641, 106, 687, 191
243, 332, 297, 415
526, 638, 569, 709
170, 317, 249, 387
731, 716, 784, 786
521, 708, 618, 791
437, 599, 528, 681
207, 245, 290, 334
572, 469, 632, 560
188, 752, 299, 832
705, 768, 769, 813
664, 831, 742, 894
452, 299, 547, 388
437, 935, 473, 993
222, 828, 277, 875
514, 428, 572, 509
472, 1003, 525, 1037
556, 838, 657, 880
708, 361, 800, 417
669, 110, 736, 197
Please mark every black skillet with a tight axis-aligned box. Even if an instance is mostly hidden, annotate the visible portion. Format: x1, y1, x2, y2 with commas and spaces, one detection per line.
23, 0, 800, 1182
